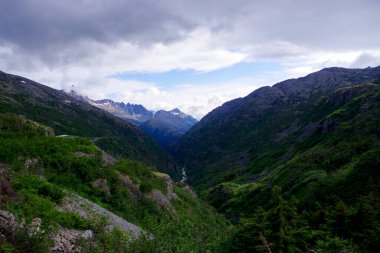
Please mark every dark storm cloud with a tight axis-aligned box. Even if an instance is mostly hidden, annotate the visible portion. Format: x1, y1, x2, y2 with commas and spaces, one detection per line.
0, 0, 193, 52
0, 0, 378, 119
0, 0, 379, 70
168, 0, 380, 51
2, 0, 379, 53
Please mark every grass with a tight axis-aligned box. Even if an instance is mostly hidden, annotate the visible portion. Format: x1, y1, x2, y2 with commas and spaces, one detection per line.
0, 114, 230, 252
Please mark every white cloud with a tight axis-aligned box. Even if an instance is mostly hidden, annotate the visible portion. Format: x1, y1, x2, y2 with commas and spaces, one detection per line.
3, 38, 380, 119
85, 28, 246, 73
71, 71, 289, 119
1, 0, 379, 119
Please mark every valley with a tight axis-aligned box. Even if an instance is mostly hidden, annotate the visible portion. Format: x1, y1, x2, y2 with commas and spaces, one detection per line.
67, 91, 198, 149
0, 67, 379, 252
1, 1, 379, 252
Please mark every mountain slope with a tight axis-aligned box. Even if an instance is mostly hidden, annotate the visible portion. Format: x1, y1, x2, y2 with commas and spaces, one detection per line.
211, 82, 380, 252
91, 99, 154, 123
140, 109, 198, 148
173, 66, 380, 252
0, 114, 229, 252
80, 95, 198, 148
0, 71, 176, 175
174, 66, 380, 188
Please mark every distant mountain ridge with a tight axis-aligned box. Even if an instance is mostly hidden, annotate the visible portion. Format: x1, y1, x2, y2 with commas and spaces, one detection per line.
0, 71, 177, 176
92, 99, 154, 123
67, 91, 198, 148
141, 108, 198, 148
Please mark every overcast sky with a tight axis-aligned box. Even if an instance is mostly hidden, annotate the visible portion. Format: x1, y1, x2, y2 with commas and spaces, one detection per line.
1, 0, 379, 118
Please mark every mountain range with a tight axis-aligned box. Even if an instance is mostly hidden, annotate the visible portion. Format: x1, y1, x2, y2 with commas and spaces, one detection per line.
68, 91, 198, 148
173, 66, 380, 251
1, 66, 380, 252
174, 66, 380, 188
0, 70, 227, 252
0, 71, 178, 176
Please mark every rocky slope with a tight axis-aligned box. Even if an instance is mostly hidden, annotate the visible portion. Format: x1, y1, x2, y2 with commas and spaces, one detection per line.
90, 99, 153, 123
68, 91, 198, 148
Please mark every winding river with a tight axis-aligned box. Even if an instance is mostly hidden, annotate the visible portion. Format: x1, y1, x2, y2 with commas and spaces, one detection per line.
180, 166, 187, 183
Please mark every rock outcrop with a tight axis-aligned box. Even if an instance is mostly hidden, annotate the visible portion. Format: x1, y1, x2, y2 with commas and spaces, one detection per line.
0, 210, 16, 240
51, 228, 93, 253
58, 194, 143, 239
0, 164, 18, 204
101, 150, 118, 166
91, 179, 110, 195
145, 172, 178, 212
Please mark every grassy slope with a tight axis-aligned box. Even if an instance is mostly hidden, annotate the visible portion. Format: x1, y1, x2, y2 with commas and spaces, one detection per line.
0, 114, 229, 252
0, 71, 179, 178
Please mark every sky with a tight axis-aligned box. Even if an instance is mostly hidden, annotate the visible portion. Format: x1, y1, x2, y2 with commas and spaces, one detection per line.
0, 0, 379, 119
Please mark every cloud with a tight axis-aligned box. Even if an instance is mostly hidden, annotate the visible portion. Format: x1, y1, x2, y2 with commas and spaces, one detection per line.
2, 0, 379, 67
350, 52, 380, 68
68, 71, 291, 120
0, 0, 379, 118
0, 0, 192, 49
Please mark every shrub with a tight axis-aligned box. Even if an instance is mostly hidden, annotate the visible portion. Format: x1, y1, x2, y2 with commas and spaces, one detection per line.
139, 181, 153, 193
13, 174, 65, 204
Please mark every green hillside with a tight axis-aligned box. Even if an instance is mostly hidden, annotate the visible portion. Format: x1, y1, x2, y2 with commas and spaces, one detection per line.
174, 67, 380, 189
174, 67, 380, 252
0, 114, 229, 252
0, 71, 179, 178
1, 67, 380, 252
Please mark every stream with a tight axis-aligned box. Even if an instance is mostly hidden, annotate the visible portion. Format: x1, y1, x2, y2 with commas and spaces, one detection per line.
180, 166, 187, 183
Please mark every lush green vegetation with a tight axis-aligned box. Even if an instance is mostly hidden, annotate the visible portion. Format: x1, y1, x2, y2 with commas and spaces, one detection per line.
1, 68, 380, 252
174, 68, 380, 252
0, 114, 229, 252
200, 84, 380, 252
0, 71, 179, 178
221, 186, 374, 253
174, 68, 380, 190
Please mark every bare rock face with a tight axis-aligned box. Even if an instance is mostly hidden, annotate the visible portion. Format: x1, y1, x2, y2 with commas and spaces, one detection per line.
118, 171, 179, 213
145, 172, 179, 212
51, 228, 82, 253
0, 210, 16, 239
101, 150, 118, 166
91, 179, 110, 195
0, 209, 93, 253
118, 173, 142, 201
153, 172, 178, 201
162, 174, 178, 201
0, 211, 42, 240
58, 194, 143, 239
0, 164, 18, 204
50, 228, 93, 253
145, 189, 175, 212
